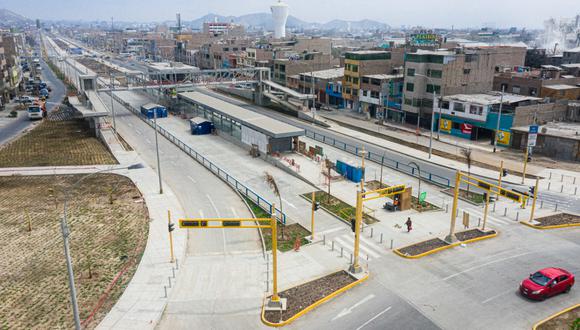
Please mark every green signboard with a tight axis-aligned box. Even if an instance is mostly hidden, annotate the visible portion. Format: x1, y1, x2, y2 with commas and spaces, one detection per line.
419, 192, 427, 203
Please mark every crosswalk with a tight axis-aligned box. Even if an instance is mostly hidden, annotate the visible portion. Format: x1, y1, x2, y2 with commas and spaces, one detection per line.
330, 232, 386, 261
460, 207, 514, 226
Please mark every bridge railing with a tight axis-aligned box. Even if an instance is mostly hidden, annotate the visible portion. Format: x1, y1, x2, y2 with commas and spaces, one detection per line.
110, 92, 287, 224
305, 130, 451, 188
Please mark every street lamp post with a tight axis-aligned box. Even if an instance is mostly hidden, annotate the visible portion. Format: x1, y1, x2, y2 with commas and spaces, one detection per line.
61, 163, 142, 330
415, 74, 437, 159
155, 72, 164, 194
493, 86, 506, 153
109, 72, 116, 131
408, 161, 422, 201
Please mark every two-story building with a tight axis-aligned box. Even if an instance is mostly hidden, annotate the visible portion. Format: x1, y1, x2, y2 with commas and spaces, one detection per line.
358, 73, 404, 120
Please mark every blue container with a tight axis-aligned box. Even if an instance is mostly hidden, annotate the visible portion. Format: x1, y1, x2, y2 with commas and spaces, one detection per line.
189, 117, 214, 135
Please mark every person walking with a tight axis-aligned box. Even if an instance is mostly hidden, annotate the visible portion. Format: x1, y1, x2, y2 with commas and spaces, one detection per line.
405, 217, 412, 232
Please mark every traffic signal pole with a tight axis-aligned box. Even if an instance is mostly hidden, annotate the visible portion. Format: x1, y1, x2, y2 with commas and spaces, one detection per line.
311, 191, 316, 240
522, 147, 529, 184
270, 204, 281, 305
497, 160, 504, 201
445, 171, 461, 243
529, 178, 540, 223
168, 210, 175, 263
482, 192, 490, 231
350, 185, 363, 274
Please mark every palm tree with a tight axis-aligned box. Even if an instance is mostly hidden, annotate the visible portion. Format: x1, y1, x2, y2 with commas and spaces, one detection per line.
264, 172, 285, 239
462, 148, 472, 194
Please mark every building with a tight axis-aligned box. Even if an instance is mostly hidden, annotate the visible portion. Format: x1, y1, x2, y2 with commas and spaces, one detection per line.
272, 52, 337, 86
359, 74, 404, 120
562, 47, 580, 64
511, 122, 580, 161
0, 35, 7, 106
342, 50, 400, 110
493, 66, 580, 100
434, 92, 560, 146
195, 38, 251, 69
287, 67, 345, 108
202, 22, 245, 37
402, 48, 498, 127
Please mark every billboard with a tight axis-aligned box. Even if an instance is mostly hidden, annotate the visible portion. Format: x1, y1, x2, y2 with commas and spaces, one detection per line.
496, 130, 511, 145
408, 32, 442, 47
440, 119, 452, 133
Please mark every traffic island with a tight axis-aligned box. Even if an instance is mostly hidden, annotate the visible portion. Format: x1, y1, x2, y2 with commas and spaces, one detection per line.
533, 303, 580, 330
261, 270, 368, 327
522, 213, 580, 230
366, 181, 440, 212
394, 229, 498, 259
301, 191, 379, 224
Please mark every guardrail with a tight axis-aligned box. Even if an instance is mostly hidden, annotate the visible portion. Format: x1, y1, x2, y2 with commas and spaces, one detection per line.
305, 130, 451, 188
110, 92, 287, 224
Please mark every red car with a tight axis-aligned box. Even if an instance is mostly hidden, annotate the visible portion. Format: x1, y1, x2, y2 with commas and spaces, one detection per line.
520, 267, 575, 300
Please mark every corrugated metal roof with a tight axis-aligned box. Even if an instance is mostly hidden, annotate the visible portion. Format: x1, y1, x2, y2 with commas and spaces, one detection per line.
179, 92, 304, 138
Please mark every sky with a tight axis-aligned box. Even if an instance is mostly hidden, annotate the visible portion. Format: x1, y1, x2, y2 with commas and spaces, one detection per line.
2, 0, 579, 28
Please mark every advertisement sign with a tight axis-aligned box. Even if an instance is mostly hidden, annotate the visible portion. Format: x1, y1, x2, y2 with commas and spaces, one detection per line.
528, 125, 539, 147
408, 32, 441, 47
419, 192, 427, 203
496, 130, 511, 145
461, 123, 473, 135
440, 119, 452, 133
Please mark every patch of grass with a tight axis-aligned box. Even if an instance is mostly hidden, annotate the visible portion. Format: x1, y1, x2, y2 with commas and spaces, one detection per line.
443, 188, 485, 204
243, 196, 310, 252
302, 190, 378, 224
0, 174, 149, 329
0, 117, 117, 167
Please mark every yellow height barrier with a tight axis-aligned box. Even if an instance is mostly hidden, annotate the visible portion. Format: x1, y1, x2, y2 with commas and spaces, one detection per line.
350, 183, 407, 273
179, 204, 283, 308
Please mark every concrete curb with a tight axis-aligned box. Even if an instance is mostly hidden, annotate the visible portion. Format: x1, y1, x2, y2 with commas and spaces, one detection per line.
393, 229, 499, 259
531, 303, 580, 330
260, 271, 370, 327
521, 221, 580, 230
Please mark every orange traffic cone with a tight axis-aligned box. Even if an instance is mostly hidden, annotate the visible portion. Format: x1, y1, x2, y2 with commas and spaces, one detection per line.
293, 236, 301, 252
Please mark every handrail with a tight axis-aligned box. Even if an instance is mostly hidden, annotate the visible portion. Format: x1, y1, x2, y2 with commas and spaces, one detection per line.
110, 92, 287, 223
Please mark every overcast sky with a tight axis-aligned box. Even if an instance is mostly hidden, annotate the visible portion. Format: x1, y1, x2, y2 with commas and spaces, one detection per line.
3, 0, 579, 28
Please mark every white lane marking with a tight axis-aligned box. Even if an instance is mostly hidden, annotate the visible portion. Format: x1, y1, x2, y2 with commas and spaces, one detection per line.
136, 129, 142, 135
482, 290, 513, 304
462, 208, 510, 225
333, 237, 354, 254
128, 122, 133, 127
355, 306, 392, 330
332, 294, 376, 321
340, 235, 381, 259
206, 194, 220, 216
199, 210, 204, 218
281, 198, 296, 209
443, 252, 533, 281
187, 175, 197, 184
231, 207, 239, 218
146, 138, 152, 144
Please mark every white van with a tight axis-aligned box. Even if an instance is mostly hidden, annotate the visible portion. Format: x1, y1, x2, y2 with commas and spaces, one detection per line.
27, 106, 43, 120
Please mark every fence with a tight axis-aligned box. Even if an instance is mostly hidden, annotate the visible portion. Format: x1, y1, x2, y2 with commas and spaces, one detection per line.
304, 130, 450, 187
110, 92, 287, 224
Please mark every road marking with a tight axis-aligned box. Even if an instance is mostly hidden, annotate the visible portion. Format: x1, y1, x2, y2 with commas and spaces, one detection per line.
206, 194, 220, 216
332, 294, 375, 321
136, 129, 142, 135
443, 252, 533, 281
355, 306, 392, 330
340, 235, 382, 258
187, 175, 197, 184
281, 198, 296, 209
128, 122, 133, 127
317, 227, 345, 236
146, 138, 152, 144
231, 207, 239, 218
482, 289, 513, 304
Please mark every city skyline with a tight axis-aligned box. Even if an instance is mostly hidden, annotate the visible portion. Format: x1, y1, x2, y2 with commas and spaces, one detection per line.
2, 0, 579, 29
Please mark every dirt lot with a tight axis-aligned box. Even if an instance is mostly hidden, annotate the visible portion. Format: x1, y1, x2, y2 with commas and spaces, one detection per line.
538, 305, 580, 330
398, 238, 450, 256
0, 174, 149, 329
535, 213, 580, 227
455, 229, 496, 241
0, 115, 117, 167
264, 270, 356, 324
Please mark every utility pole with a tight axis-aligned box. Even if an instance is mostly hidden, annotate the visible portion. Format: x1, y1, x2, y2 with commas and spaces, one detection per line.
497, 160, 504, 201
350, 182, 364, 274
167, 210, 175, 263
529, 177, 540, 223
155, 72, 163, 194
61, 215, 81, 330
493, 86, 505, 153
522, 147, 529, 184
109, 72, 116, 131
445, 171, 461, 243
310, 191, 316, 240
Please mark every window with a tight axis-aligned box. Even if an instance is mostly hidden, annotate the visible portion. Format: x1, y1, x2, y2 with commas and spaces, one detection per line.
441, 101, 450, 109
371, 79, 381, 86
223, 47, 229, 51
407, 68, 415, 76
352, 89, 358, 96
345, 87, 351, 94
427, 69, 442, 78
362, 90, 368, 97
453, 102, 465, 112
353, 78, 359, 84
426, 84, 441, 94
469, 105, 483, 115
529, 87, 538, 96
406, 83, 415, 92
465, 54, 478, 62
463, 69, 471, 74
512, 85, 521, 94
362, 77, 369, 84
371, 91, 380, 98
500, 83, 508, 92
352, 65, 358, 72
404, 98, 412, 105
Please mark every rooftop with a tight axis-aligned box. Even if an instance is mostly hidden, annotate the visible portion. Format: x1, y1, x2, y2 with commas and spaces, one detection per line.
443, 92, 541, 105
363, 73, 404, 80
145, 61, 199, 73
562, 63, 580, 68
512, 122, 580, 140
543, 84, 580, 90
300, 67, 344, 79
179, 91, 304, 138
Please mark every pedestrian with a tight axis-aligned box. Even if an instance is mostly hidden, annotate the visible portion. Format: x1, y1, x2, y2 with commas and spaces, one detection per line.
405, 217, 412, 232
393, 198, 399, 212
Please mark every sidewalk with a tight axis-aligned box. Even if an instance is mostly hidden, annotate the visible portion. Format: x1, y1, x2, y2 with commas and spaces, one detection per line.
320, 111, 543, 179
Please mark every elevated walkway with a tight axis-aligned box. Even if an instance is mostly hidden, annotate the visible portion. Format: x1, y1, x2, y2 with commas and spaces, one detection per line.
262, 80, 315, 100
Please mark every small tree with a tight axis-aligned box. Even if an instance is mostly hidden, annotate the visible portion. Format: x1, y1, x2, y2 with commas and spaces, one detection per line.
264, 172, 285, 240
462, 148, 473, 194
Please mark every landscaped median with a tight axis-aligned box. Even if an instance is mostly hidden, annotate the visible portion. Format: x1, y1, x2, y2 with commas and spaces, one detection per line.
394, 228, 498, 259
532, 303, 580, 330
522, 213, 580, 230
261, 270, 369, 327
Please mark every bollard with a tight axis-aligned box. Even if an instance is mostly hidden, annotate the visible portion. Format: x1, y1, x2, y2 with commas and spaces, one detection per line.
493, 202, 496, 212
446, 204, 449, 213
504, 208, 507, 217
371, 228, 374, 238
361, 225, 364, 233
323, 235, 326, 246
380, 233, 384, 244
350, 253, 353, 264
176, 258, 179, 270
341, 247, 343, 258
561, 174, 564, 182
540, 200, 544, 209
561, 185, 564, 193
366, 254, 369, 261
332, 241, 335, 251
172, 267, 175, 278
516, 212, 519, 221
164, 286, 167, 298
555, 204, 558, 212
549, 172, 552, 179
575, 187, 578, 195
168, 277, 172, 288
574, 177, 577, 185
478, 218, 481, 227
390, 239, 394, 250
548, 182, 551, 190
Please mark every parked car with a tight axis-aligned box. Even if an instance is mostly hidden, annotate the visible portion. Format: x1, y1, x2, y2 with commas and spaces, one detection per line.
27, 105, 43, 120
520, 267, 575, 300
19, 96, 36, 104
39, 88, 49, 99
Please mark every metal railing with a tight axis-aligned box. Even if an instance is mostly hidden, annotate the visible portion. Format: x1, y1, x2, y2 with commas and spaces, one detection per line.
305, 130, 451, 187
110, 92, 287, 224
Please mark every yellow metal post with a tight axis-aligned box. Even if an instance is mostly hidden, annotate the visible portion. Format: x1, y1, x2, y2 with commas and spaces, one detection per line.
497, 160, 504, 201
311, 191, 315, 240
168, 210, 175, 263
529, 177, 540, 223
360, 146, 366, 191
350, 186, 363, 274
522, 147, 529, 184
446, 171, 461, 242
271, 204, 280, 303
482, 192, 490, 231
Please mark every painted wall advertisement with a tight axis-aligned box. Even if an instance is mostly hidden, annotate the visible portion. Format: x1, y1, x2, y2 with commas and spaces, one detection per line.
496, 130, 511, 145
440, 119, 452, 133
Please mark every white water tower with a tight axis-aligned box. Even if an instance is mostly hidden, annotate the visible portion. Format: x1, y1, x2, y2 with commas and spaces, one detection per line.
271, 0, 289, 39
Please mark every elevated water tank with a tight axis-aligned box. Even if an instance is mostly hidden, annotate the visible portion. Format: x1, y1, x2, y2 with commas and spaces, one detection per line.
271, 0, 289, 39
